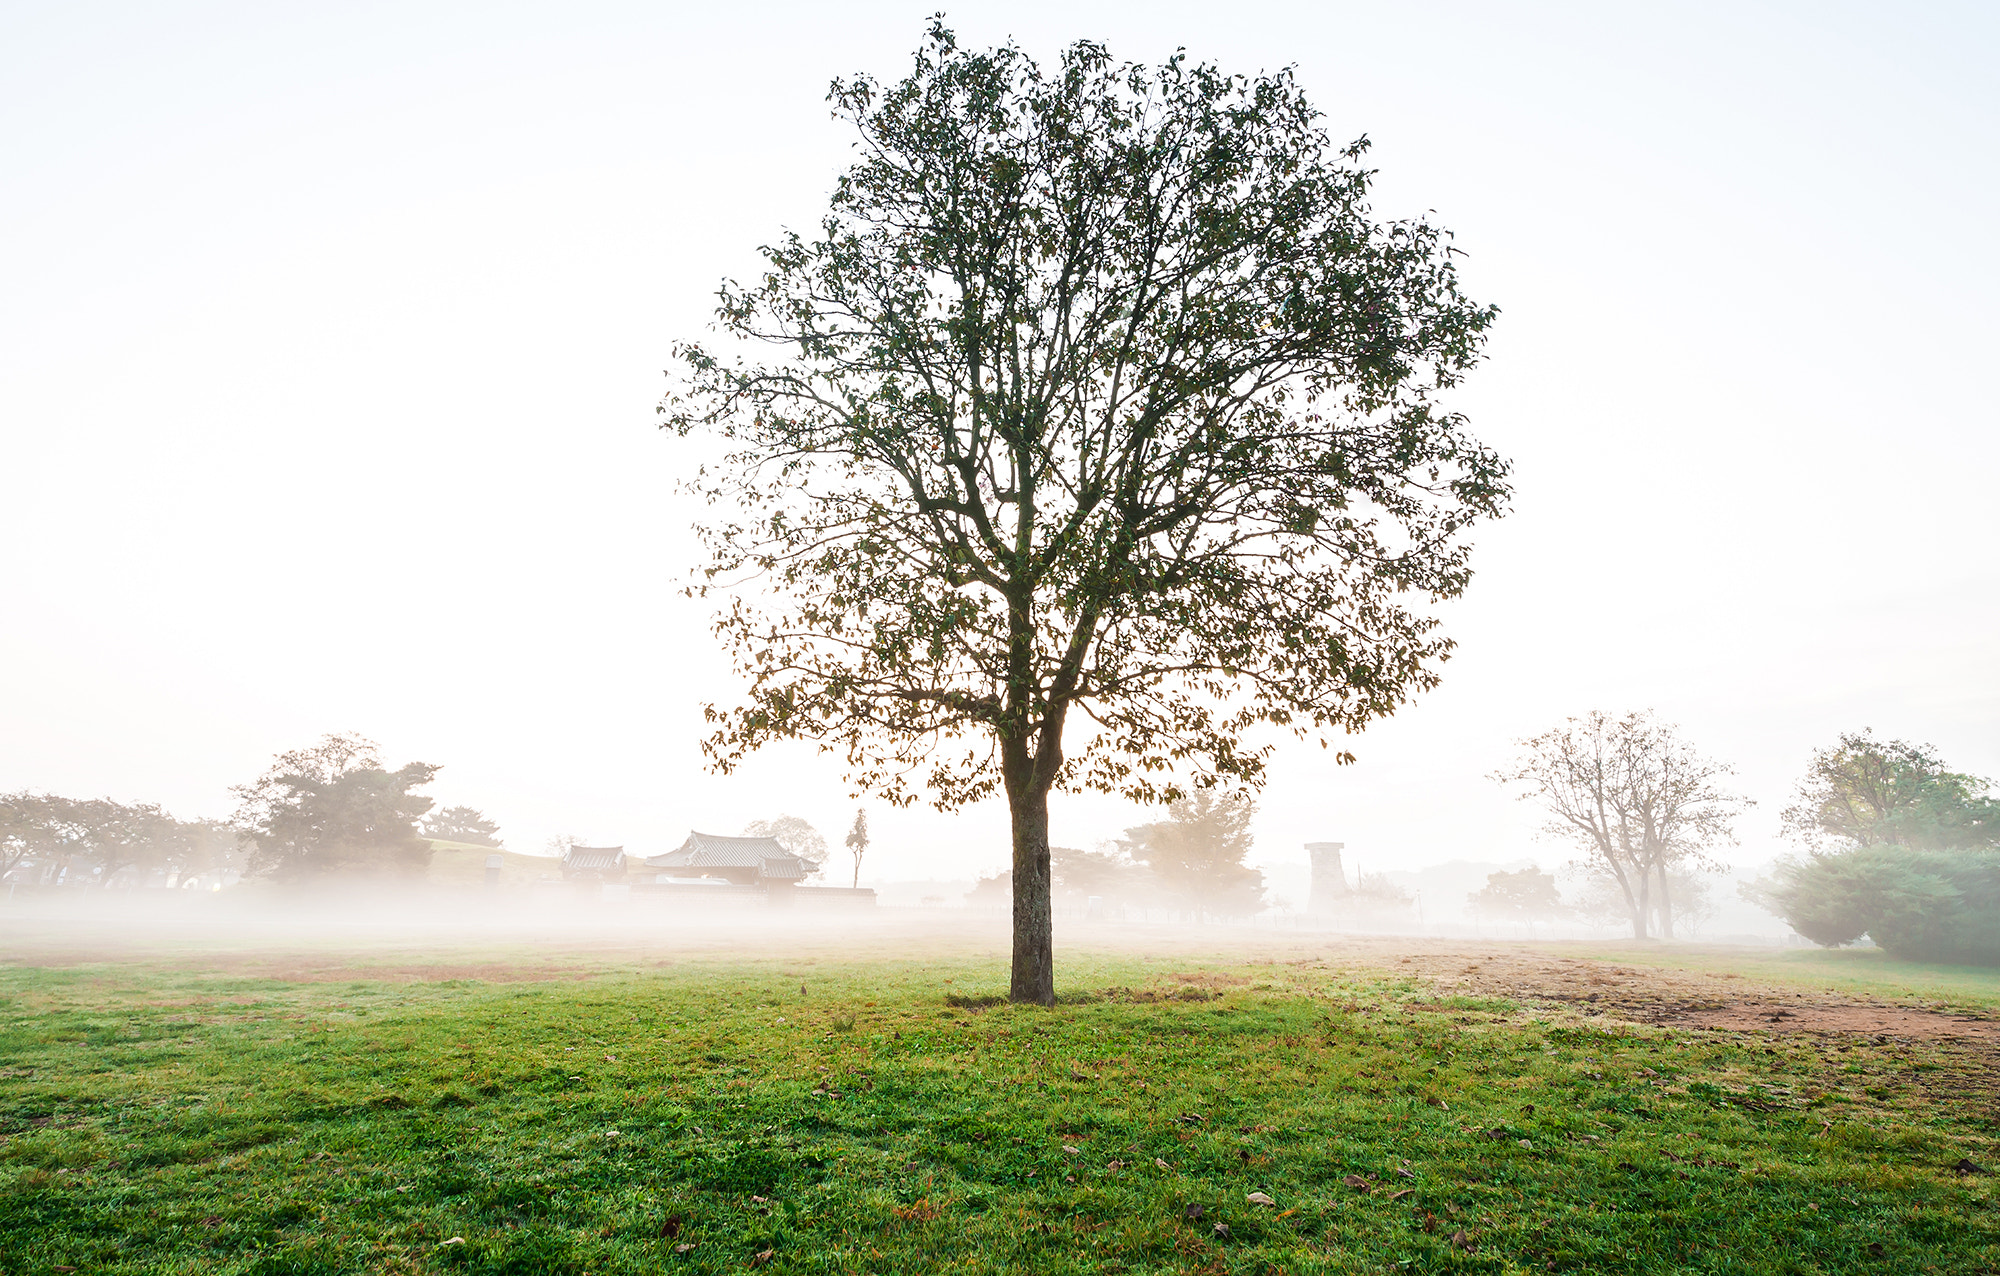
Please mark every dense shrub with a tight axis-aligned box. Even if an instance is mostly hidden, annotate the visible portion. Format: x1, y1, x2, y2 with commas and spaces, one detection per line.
1746, 846, 2000, 965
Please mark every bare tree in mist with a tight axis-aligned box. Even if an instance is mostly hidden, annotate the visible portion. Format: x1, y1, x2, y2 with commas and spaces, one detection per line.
662, 25, 1509, 1003
1496, 711, 1748, 939
233, 734, 439, 882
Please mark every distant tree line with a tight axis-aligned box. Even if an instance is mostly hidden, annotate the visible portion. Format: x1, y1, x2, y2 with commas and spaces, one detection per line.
969, 791, 1267, 923
0, 793, 239, 890
3, 733, 507, 891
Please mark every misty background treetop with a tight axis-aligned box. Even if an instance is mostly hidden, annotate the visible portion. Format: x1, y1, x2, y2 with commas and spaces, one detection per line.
663, 24, 1509, 1002
233, 733, 439, 881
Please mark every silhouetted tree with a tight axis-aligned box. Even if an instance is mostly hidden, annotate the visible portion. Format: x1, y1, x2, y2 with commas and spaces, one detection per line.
664, 24, 1508, 1002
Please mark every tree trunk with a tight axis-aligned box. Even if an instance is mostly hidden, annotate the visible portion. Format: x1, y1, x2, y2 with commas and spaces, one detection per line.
1007, 781, 1056, 1006
1654, 864, 1676, 940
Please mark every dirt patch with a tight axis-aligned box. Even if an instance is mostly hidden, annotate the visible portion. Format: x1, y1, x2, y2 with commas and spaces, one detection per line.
1657, 1000, 2000, 1041
1387, 948, 2000, 1046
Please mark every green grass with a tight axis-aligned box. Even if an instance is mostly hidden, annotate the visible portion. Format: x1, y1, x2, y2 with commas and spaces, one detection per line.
0, 946, 1995, 1274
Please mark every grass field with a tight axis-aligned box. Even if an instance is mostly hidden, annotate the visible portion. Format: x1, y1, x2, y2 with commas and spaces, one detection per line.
1, 923, 1996, 1274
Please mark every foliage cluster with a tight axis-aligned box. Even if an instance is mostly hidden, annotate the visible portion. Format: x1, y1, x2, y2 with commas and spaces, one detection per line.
232, 734, 440, 882
0, 949, 1994, 1273
1749, 731, 2000, 964
1468, 866, 1568, 928
422, 806, 504, 850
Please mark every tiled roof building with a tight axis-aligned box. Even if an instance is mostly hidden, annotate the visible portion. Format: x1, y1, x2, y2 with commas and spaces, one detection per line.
560, 845, 626, 880
645, 832, 810, 888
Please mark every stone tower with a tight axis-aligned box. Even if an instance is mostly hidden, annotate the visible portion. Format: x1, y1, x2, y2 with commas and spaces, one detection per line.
1305, 842, 1348, 915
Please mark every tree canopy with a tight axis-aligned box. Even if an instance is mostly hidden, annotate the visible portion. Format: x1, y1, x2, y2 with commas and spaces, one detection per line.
422, 805, 504, 849
1781, 730, 1997, 853
1468, 866, 1567, 930
232, 734, 439, 881
0, 792, 236, 888
1117, 788, 1264, 921
664, 24, 1508, 1001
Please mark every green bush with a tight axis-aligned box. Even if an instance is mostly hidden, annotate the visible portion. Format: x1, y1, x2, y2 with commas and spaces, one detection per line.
1747, 845, 2000, 964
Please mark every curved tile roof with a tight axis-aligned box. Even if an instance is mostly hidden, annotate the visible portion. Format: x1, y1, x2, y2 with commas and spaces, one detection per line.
645, 831, 809, 881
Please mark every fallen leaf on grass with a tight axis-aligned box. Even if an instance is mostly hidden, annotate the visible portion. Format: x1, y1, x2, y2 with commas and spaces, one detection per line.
1062, 1145, 1080, 1155
1212, 1223, 1231, 1239
751, 1248, 776, 1266
1246, 1191, 1275, 1206
1953, 1158, 1987, 1175
1155, 1157, 1172, 1170
661, 1217, 682, 1239
1389, 1189, 1414, 1202
1183, 1204, 1205, 1220
1394, 1167, 1415, 1179
1450, 1229, 1471, 1250
674, 1243, 695, 1254
1341, 1175, 1371, 1191
438, 1238, 464, 1247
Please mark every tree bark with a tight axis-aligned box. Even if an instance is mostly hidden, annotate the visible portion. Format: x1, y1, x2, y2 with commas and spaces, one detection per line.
1007, 780, 1056, 1006
1654, 864, 1676, 940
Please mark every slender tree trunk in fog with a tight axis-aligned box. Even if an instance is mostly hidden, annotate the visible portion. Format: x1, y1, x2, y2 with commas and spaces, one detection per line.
1654, 865, 1676, 939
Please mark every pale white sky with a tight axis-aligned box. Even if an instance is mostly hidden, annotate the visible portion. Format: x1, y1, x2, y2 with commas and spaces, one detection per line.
4, 1, 1995, 885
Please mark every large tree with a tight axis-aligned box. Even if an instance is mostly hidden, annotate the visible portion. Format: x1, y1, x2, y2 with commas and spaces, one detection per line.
1496, 711, 1748, 939
233, 734, 439, 881
663, 25, 1509, 1002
